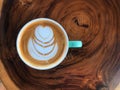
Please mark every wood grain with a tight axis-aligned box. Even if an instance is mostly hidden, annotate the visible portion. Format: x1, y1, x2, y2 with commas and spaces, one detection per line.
0, 81, 6, 90
0, 0, 120, 90
0, 60, 19, 90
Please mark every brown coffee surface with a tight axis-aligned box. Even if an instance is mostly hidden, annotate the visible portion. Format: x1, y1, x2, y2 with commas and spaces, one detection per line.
19, 20, 66, 67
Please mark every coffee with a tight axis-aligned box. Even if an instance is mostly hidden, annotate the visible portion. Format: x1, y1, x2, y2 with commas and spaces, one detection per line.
18, 20, 67, 68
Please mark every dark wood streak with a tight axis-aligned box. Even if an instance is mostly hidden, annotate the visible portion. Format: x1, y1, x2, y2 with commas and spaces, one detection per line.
0, 0, 120, 90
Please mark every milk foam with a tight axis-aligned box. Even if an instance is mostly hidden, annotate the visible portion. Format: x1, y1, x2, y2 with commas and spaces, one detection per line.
28, 25, 58, 61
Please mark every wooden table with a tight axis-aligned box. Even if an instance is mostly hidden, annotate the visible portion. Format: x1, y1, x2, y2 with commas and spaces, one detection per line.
0, 0, 120, 90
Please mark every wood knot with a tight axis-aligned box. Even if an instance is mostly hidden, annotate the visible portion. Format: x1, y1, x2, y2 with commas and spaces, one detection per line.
19, 0, 33, 6
73, 17, 89, 28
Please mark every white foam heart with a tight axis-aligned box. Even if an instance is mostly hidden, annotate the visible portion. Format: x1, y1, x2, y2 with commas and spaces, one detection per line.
35, 25, 53, 42
27, 25, 58, 61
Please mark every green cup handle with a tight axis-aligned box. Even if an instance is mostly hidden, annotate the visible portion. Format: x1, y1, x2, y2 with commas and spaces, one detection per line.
69, 41, 82, 48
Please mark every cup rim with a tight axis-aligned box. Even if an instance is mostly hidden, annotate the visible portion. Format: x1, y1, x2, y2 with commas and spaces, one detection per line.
16, 18, 69, 70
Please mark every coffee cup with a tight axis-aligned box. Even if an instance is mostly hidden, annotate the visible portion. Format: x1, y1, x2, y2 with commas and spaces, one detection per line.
16, 18, 82, 70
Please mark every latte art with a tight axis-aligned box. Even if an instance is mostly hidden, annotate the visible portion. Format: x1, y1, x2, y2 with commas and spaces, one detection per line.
28, 26, 58, 61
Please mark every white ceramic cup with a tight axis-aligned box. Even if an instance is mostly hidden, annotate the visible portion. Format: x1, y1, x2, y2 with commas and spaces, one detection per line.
16, 18, 82, 70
